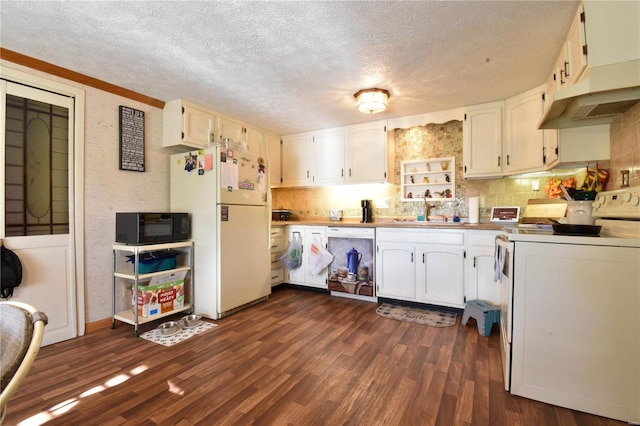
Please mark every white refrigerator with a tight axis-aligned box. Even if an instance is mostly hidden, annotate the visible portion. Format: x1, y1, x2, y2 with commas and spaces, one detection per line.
170, 146, 271, 319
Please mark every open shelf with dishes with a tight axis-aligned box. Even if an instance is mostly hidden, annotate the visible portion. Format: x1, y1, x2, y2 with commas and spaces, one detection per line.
401, 157, 455, 202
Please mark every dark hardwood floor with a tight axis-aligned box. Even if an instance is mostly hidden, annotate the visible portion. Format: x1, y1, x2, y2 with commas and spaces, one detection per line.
4, 287, 625, 425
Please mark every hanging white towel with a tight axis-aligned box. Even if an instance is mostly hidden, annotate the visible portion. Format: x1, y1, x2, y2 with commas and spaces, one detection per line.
494, 236, 503, 282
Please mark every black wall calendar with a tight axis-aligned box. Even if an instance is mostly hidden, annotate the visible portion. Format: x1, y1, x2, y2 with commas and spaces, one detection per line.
119, 106, 145, 172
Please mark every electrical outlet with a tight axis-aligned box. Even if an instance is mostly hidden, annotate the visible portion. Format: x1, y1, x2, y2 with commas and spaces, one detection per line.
376, 198, 389, 209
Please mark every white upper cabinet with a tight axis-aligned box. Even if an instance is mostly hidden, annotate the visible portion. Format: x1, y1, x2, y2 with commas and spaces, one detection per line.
346, 121, 387, 184
504, 87, 546, 175
219, 116, 264, 158
218, 116, 243, 145
163, 99, 274, 157
281, 132, 313, 187
266, 133, 281, 188
280, 121, 387, 188
163, 99, 216, 150
550, 5, 587, 93
564, 5, 587, 86
582, 1, 639, 69
312, 128, 346, 186
244, 123, 265, 158
542, 93, 560, 169
462, 101, 504, 178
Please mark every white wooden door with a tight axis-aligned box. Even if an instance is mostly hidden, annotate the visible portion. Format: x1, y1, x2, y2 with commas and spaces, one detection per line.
243, 124, 264, 158
346, 122, 387, 183
218, 116, 243, 145
375, 242, 416, 300
313, 128, 345, 185
266, 133, 281, 187
504, 88, 545, 175
182, 104, 215, 149
463, 102, 503, 178
281, 133, 312, 187
417, 245, 465, 307
286, 226, 306, 284
1, 77, 82, 345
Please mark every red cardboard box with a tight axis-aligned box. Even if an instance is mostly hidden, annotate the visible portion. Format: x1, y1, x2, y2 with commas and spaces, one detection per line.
132, 278, 185, 317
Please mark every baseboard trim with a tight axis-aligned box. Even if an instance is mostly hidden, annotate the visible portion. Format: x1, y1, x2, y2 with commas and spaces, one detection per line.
85, 317, 115, 333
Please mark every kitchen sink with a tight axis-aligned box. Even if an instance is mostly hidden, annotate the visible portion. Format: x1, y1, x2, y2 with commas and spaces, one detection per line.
391, 218, 466, 225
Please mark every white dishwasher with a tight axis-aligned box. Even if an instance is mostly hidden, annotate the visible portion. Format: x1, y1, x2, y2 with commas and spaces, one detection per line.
326, 227, 376, 302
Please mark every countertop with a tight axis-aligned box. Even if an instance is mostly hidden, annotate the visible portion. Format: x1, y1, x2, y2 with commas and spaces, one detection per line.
271, 217, 504, 231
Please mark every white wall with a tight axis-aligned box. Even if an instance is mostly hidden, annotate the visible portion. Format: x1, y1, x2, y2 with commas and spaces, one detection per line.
1, 61, 170, 322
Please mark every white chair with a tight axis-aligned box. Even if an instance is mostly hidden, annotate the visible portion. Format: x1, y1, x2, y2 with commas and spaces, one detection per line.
0, 301, 48, 424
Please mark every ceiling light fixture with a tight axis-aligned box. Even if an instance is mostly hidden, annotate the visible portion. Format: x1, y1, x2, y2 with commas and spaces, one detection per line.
354, 88, 390, 114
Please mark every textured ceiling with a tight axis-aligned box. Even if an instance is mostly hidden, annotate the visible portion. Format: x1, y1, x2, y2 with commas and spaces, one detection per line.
0, 1, 580, 135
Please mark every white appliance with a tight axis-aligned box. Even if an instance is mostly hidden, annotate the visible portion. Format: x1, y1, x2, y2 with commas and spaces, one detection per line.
496, 186, 640, 423
326, 227, 376, 302
170, 146, 271, 319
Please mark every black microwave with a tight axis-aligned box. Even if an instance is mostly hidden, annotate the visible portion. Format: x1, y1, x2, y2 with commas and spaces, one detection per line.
115, 213, 189, 245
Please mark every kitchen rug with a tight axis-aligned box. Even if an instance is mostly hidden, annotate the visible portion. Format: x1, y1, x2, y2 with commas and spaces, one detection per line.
140, 321, 217, 347
376, 303, 456, 327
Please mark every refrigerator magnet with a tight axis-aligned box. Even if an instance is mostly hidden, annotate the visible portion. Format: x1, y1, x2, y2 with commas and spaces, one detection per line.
204, 154, 213, 171
183, 153, 198, 172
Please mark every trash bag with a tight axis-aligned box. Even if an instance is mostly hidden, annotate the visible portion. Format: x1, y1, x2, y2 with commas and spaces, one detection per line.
280, 232, 303, 270
308, 236, 334, 275
1, 246, 23, 298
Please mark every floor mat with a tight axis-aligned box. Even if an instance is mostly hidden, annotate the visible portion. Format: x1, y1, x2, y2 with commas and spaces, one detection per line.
376, 303, 456, 327
140, 321, 217, 346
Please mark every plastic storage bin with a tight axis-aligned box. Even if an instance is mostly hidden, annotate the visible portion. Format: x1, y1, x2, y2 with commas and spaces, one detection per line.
126, 250, 178, 273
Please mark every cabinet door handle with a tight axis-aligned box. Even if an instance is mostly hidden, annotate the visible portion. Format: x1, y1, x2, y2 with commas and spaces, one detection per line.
473, 256, 476, 268
506, 155, 510, 166
422, 253, 425, 263
497, 156, 501, 167
411, 253, 414, 263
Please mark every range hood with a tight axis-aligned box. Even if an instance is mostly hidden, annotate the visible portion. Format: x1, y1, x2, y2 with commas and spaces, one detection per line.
539, 60, 640, 129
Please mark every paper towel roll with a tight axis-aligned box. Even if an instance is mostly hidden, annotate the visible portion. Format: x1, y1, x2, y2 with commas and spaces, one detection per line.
468, 197, 479, 224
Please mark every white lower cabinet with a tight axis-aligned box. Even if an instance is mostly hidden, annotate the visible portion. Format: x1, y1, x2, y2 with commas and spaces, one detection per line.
286, 226, 328, 289
465, 230, 501, 304
376, 228, 465, 308
417, 244, 465, 307
376, 241, 416, 299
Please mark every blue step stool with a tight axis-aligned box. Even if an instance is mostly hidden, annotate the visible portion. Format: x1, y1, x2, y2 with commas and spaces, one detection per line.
462, 300, 500, 337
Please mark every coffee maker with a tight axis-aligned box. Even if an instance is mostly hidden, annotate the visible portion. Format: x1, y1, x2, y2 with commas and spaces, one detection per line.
361, 199, 373, 223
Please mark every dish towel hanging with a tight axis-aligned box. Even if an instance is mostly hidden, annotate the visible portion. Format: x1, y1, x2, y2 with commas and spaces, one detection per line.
494, 236, 504, 282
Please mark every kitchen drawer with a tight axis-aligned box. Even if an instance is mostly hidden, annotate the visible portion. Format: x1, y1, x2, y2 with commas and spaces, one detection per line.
270, 267, 285, 285
271, 236, 285, 253
271, 252, 283, 264
270, 226, 285, 238
377, 228, 465, 245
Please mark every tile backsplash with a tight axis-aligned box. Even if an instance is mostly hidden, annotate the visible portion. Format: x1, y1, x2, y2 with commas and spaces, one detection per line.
273, 103, 639, 220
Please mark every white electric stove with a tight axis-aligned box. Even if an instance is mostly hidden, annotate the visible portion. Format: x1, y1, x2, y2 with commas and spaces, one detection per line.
503, 185, 640, 246
497, 186, 640, 423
